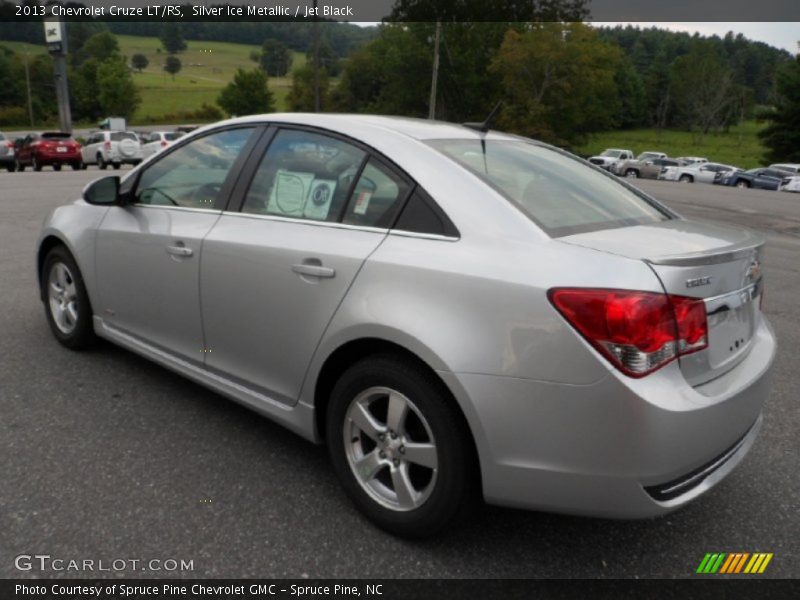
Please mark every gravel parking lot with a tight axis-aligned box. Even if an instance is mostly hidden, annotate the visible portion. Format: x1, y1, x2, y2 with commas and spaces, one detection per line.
1, 169, 798, 578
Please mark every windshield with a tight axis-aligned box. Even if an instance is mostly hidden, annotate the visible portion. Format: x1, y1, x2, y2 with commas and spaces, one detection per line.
428, 139, 671, 237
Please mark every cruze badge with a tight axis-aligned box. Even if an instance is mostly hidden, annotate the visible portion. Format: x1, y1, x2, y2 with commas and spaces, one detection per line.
686, 276, 712, 288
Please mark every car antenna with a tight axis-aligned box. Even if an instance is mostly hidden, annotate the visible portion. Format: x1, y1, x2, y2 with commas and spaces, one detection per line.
463, 101, 502, 134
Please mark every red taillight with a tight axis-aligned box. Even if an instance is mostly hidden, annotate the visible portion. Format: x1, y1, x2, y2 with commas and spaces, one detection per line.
104, 141, 111, 150
161, 140, 167, 147
548, 288, 708, 377
5, 141, 12, 148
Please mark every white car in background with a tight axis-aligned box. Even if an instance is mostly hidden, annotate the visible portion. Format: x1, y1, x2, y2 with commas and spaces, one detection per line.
661, 161, 739, 184
140, 131, 184, 159
81, 131, 143, 170
587, 148, 633, 171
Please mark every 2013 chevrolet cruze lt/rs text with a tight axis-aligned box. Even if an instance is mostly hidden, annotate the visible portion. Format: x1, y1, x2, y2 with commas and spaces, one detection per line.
37, 115, 775, 537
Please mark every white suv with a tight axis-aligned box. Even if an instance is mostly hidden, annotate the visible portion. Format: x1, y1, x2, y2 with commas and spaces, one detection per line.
140, 131, 184, 160
81, 131, 143, 170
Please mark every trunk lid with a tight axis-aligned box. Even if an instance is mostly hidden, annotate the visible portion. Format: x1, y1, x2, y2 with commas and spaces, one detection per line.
560, 220, 765, 385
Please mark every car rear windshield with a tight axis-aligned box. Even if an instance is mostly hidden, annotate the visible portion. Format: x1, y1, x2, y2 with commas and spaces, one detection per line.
111, 132, 138, 141
164, 132, 181, 141
41, 132, 72, 140
427, 139, 671, 237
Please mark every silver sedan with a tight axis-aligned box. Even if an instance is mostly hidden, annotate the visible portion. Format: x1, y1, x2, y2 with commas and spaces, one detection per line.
36, 114, 775, 537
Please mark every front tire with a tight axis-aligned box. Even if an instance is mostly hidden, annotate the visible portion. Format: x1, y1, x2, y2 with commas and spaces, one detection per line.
42, 246, 95, 350
625, 169, 638, 178
679, 174, 693, 183
326, 355, 476, 537
737, 180, 750, 189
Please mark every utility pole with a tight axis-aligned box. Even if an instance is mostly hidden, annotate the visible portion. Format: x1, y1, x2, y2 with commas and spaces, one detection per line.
23, 51, 34, 127
428, 21, 441, 120
43, 19, 72, 132
313, 0, 320, 112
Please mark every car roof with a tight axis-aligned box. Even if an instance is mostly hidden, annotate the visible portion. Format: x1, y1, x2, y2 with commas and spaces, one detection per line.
222, 113, 519, 142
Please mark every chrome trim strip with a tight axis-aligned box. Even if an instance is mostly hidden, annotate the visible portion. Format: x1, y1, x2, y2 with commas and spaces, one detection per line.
388, 230, 460, 242
218, 210, 390, 234
656, 427, 751, 497
129, 203, 222, 215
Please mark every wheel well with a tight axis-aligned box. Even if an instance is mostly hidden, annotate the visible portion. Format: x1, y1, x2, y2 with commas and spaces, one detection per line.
313, 337, 482, 491
314, 339, 466, 437
37, 236, 66, 300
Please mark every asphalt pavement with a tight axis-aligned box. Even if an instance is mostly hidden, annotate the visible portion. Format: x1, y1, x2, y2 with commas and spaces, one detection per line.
1, 169, 798, 578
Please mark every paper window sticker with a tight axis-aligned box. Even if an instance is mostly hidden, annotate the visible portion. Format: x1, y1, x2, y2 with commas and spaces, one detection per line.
267, 170, 314, 216
304, 179, 338, 221
353, 190, 372, 215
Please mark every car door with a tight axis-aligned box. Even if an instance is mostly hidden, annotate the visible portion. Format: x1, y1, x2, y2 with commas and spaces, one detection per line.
94, 126, 260, 364
200, 127, 412, 405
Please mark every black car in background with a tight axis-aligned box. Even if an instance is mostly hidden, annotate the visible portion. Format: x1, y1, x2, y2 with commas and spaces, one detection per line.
715, 167, 792, 190
0, 132, 14, 172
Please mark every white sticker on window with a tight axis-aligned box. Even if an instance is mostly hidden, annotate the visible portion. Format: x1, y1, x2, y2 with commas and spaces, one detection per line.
268, 170, 314, 216
304, 179, 337, 221
353, 191, 372, 215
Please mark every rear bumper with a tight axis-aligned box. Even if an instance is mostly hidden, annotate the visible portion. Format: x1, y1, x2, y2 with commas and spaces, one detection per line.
35, 150, 81, 164
443, 315, 775, 518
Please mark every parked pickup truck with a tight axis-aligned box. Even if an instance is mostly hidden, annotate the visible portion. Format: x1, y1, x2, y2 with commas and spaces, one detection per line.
587, 148, 633, 171
611, 151, 669, 177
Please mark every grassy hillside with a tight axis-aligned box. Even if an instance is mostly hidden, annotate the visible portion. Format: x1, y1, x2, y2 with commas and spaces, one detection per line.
576, 121, 768, 169
117, 35, 305, 122
0, 35, 306, 124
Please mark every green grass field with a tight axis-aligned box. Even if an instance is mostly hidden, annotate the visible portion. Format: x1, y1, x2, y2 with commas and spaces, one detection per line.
1, 35, 305, 124
576, 121, 768, 169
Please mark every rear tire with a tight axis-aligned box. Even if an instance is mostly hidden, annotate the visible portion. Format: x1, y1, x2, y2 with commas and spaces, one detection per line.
97, 154, 107, 170
679, 174, 693, 183
71, 161, 82, 171
32, 156, 42, 171
15, 159, 24, 172
736, 180, 750, 189
326, 354, 477, 538
112, 162, 121, 170
41, 246, 96, 350
5, 163, 13, 173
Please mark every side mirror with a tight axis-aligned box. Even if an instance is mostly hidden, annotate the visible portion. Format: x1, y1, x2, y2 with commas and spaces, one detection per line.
644, 160, 653, 166
83, 176, 121, 205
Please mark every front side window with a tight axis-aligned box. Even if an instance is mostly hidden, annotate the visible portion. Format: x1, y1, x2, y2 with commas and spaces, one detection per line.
134, 127, 255, 208
428, 139, 670, 237
242, 129, 366, 223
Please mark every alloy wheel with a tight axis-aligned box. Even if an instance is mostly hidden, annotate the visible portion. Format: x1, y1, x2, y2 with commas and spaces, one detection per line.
343, 387, 438, 512
47, 262, 79, 335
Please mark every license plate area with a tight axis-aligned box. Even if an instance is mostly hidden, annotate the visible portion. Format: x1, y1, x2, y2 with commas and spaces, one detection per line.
57, 146, 67, 153
704, 282, 760, 370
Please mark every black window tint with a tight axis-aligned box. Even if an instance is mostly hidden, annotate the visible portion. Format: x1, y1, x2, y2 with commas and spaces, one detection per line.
135, 127, 255, 208
394, 190, 458, 237
242, 129, 366, 222
342, 158, 410, 228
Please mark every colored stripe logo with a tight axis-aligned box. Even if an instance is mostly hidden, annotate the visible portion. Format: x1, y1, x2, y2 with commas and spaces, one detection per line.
696, 552, 773, 574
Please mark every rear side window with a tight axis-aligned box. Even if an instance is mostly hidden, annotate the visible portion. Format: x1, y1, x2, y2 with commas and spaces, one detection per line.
394, 189, 458, 237
242, 129, 366, 223
164, 132, 181, 142
342, 158, 410, 228
428, 139, 670, 237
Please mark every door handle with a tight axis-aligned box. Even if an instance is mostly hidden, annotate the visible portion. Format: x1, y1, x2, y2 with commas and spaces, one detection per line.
292, 263, 335, 278
166, 244, 193, 257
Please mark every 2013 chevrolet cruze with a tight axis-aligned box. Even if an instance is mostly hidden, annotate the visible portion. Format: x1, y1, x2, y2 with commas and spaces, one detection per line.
37, 114, 775, 537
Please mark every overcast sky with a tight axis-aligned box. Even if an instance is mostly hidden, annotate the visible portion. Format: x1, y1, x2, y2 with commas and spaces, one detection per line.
592, 22, 799, 53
